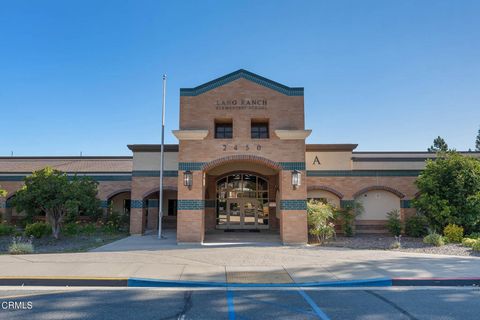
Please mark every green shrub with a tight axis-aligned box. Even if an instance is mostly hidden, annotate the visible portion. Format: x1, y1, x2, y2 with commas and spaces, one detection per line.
0, 224, 15, 236
307, 200, 336, 244
467, 232, 480, 239
102, 212, 128, 233
472, 241, 480, 252
8, 236, 34, 254
423, 232, 445, 246
337, 201, 363, 237
80, 223, 96, 235
443, 224, 464, 243
404, 215, 428, 237
63, 222, 80, 236
462, 238, 478, 248
24, 222, 50, 238
386, 209, 402, 236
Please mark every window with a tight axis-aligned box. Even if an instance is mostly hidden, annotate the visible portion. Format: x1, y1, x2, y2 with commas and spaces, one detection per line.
215, 121, 233, 139
251, 121, 269, 139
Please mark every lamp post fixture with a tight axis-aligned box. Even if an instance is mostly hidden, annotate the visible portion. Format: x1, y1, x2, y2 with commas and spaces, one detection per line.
183, 170, 193, 189
292, 170, 301, 189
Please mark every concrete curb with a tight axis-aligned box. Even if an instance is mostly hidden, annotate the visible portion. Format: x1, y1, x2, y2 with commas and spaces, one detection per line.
393, 278, 480, 287
0, 277, 479, 288
127, 277, 392, 288
0, 277, 127, 287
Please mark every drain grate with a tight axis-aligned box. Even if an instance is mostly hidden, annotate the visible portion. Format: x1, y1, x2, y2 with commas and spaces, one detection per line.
227, 270, 293, 284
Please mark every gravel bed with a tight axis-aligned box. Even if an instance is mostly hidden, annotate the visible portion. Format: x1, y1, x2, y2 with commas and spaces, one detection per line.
0, 232, 128, 254
320, 234, 480, 257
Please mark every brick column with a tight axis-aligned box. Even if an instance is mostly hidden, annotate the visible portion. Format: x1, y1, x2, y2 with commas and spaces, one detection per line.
147, 200, 159, 230
278, 170, 308, 244
177, 170, 205, 243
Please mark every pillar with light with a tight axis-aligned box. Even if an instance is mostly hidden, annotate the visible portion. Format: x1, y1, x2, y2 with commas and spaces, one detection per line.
292, 170, 301, 189
183, 170, 193, 189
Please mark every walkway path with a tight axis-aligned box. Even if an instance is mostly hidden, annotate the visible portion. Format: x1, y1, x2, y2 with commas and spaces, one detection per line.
0, 231, 479, 283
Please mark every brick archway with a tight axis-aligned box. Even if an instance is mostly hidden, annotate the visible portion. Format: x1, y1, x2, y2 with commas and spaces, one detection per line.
105, 188, 131, 201
202, 155, 282, 172
353, 185, 406, 199
307, 185, 344, 199
142, 186, 178, 199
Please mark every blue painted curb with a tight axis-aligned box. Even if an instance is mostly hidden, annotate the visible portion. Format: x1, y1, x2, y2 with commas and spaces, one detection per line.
127, 277, 392, 288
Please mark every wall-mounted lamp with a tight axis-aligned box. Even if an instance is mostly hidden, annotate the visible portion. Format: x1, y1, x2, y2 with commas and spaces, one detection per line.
292, 170, 301, 189
183, 170, 193, 188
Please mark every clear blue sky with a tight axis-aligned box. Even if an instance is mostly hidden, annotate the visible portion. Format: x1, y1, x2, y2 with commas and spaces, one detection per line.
1, 0, 479, 156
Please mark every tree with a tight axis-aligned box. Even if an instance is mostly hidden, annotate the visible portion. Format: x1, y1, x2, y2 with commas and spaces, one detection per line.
476, 127, 480, 151
413, 152, 480, 233
0, 187, 6, 198
14, 167, 101, 239
428, 136, 449, 152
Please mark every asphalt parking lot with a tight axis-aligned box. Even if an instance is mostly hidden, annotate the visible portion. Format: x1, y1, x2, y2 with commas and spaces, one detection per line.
0, 287, 479, 320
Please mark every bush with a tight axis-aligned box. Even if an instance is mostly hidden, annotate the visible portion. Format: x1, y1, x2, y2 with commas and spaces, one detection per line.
102, 212, 128, 233
404, 215, 428, 237
386, 209, 402, 236
467, 232, 480, 239
472, 241, 480, 252
307, 200, 336, 244
8, 236, 34, 254
337, 201, 364, 237
443, 224, 464, 243
462, 238, 478, 248
24, 222, 50, 238
80, 223, 96, 235
0, 224, 15, 236
423, 232, 445, 246
63, 222, 80, 236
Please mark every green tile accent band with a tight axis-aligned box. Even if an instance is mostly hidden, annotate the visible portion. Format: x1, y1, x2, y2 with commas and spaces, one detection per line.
180, 69, 304, 97
401, 200, 412, 208
178, 162, 305, 171
147, 199, 159, 208
178, 200, 205, 210
131, 200, 145, 209
132, 170, 178, 177
0, 175, 132, 182
307, 170, 422, 177
178, 162, 206, 171
280, 200, 307, 210
100, 200, 109, 208
205, 200, 216, 208
279, 162, 306, 170
340, 200, 355, 208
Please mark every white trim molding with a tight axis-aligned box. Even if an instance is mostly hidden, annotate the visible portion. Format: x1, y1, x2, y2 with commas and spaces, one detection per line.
274, 129, 312, 140
172, 130, 209, 140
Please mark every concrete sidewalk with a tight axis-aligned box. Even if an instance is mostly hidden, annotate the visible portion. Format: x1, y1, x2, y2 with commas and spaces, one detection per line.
0, 233, 479, 284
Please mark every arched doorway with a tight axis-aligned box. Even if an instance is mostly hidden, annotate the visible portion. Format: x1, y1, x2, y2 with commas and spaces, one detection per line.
216, 173, 269, 229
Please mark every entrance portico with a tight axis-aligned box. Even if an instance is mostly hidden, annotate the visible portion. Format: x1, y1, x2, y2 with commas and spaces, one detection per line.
173, 70, 310, 244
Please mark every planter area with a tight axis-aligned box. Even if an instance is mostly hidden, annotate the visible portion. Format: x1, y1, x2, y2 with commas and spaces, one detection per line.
0, 231, 128, 254
319, 234, 480, 257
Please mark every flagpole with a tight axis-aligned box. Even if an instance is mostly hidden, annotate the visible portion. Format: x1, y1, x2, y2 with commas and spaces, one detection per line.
158, 74, 166, 239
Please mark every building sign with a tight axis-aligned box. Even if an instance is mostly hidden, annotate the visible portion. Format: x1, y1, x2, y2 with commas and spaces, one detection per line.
222, 144, 262, 152
215, 99, 267, 110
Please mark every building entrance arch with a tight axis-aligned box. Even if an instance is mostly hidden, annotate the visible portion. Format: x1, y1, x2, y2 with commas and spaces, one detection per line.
216, 173, 269, 229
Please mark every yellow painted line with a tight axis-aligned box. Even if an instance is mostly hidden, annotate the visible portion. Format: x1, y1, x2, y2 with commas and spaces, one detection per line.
0, 276, 128, 280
